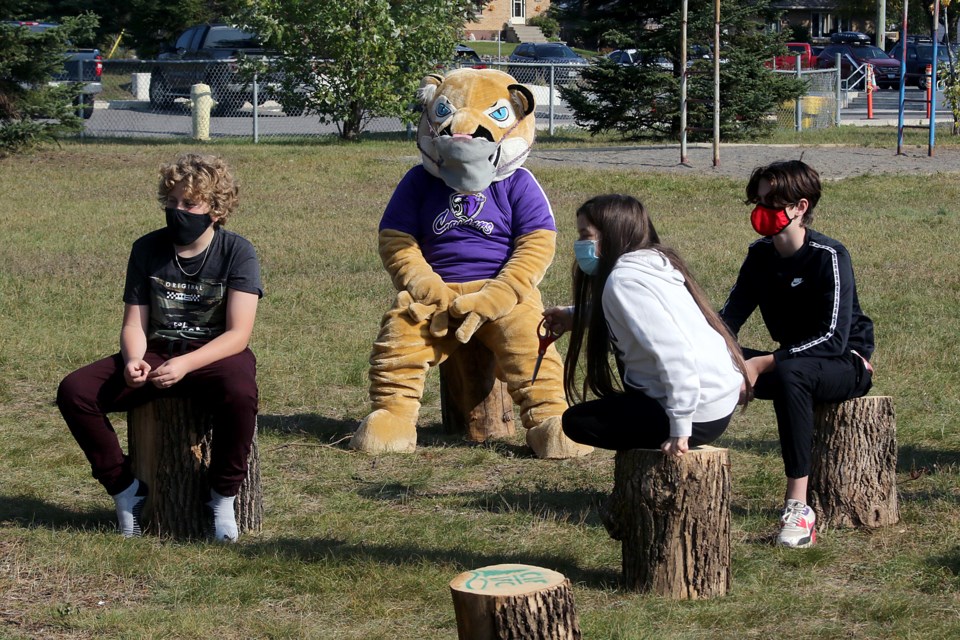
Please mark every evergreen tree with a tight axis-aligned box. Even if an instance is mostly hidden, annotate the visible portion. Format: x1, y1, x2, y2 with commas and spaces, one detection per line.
0, 14, 98, 156
557, 0, 806, 141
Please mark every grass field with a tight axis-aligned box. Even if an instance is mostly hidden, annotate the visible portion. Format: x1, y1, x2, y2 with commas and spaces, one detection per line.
1, 138, 959, 639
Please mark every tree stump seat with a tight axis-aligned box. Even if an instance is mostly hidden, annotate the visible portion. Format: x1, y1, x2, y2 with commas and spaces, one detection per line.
449, 564, 581, 640
439, 339, 515, 442
601, 446, 731, 599
809, 395, 899, 529
127, 396, 263, 539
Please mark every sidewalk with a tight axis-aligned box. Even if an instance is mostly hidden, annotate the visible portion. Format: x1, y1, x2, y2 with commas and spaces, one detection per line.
528, 142, 960, 179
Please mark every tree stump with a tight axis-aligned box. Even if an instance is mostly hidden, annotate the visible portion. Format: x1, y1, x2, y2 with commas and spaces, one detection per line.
809, 395, 899, 529
127, 397, 263, 539
440, 339, 515, 442
449, 564, 581, 640
601, 447, 731, 599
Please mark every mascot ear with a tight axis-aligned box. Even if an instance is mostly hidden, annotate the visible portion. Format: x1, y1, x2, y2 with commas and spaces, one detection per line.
418, 74, 444, 106
508, 83, 535, 117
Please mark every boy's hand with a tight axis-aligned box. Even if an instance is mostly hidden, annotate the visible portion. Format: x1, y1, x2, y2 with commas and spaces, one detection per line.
124, 359, 151, 388
542, 306, 574, 336
660, 436, 689, 457
147, 357, 191, 388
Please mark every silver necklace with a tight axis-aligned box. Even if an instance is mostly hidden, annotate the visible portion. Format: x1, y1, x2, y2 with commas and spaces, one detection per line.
174, 244, 210, 277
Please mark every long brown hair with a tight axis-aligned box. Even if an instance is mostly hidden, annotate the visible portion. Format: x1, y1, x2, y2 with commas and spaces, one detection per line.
563, 194, 751, 404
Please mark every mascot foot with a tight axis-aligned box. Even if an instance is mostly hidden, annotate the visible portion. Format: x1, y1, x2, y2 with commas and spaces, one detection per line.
526, 416, 593, 459
350, 408, 417, 454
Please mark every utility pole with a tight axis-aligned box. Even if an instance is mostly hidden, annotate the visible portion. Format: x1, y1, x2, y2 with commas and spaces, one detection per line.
877, 0, 886, 51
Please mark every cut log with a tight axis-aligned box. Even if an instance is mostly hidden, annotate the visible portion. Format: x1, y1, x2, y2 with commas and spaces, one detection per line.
601, 447, 730, 599
440, 339, 515, 442
127, 397, 262, 539
449, 564, 581, 640
810, 395, 899, 529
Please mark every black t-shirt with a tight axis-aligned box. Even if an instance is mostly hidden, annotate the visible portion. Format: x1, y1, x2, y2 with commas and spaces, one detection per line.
123, 226, 263, 342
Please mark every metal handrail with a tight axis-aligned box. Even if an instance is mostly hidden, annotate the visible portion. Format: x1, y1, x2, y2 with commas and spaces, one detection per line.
840, 55, 867, 92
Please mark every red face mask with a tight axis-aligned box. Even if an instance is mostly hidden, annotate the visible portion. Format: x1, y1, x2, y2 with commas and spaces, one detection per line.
750, 204, 793, 236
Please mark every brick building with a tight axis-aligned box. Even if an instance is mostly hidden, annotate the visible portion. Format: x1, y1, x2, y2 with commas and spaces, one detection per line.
466, 0, 551, 41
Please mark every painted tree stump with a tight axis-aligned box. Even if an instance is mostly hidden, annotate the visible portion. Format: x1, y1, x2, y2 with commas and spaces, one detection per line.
809, 395, 899, 529
449, 564, 581, 640
440, 339, 515, 442
601, 446, 731, 599
127, 397, 262, 539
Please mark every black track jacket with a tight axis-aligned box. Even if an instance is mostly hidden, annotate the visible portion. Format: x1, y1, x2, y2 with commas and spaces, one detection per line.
719, 229, 874, 364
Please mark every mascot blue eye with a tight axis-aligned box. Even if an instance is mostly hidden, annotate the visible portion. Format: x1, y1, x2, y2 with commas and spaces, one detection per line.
435, 102, 452, 118
489, 106, 509, 122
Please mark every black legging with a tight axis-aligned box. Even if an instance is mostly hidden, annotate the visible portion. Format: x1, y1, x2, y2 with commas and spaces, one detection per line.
561, 387, 732, 451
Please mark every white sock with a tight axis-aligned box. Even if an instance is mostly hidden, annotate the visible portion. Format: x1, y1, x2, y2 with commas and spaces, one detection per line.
207, 490, 238, 542
111, 478, 146, 538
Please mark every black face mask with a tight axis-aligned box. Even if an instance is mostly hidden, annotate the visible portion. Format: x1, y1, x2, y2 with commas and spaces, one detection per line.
165, 207, 213, 246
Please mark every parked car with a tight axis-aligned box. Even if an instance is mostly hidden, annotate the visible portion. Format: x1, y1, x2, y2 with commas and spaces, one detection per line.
606, 48, 673, 71
816, 40, 901, 89
507, 42, 589, 85
772, 42, 817, 69
454, 44, 485, 69
2, 20, 103, 118
149, 23, 278, 115
888, 36, 952, 89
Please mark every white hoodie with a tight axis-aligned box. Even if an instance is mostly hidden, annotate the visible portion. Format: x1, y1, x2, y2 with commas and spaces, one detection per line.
602, 249, 742, 438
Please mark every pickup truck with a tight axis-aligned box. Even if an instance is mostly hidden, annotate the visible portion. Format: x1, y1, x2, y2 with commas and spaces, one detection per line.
772, 42, 817, 70
3, 21, 103, 119
148, 23, 276, 115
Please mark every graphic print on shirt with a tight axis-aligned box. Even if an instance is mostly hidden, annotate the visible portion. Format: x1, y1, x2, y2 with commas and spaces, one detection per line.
149, 276, 227, 341
432, 193, 493, 236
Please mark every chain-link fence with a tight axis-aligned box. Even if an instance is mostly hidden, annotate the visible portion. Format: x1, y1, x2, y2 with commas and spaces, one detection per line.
83, 59, 586, 142
771, 68, 840, 131
79, 58, 837, 141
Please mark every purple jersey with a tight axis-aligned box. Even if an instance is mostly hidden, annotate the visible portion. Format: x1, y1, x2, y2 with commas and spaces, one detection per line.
380, 165, 556, 282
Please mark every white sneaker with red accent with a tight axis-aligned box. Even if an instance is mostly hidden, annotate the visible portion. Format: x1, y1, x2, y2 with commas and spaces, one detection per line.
777, 499, 816, 548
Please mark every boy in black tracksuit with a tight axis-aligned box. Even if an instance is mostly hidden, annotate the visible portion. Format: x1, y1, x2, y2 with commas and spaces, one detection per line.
720, 160, 874, 548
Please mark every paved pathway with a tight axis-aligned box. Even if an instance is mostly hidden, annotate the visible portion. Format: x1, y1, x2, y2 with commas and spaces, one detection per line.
528, 143, 960, 180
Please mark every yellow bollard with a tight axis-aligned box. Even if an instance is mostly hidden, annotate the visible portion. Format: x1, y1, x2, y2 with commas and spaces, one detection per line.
190, 83, 216, 141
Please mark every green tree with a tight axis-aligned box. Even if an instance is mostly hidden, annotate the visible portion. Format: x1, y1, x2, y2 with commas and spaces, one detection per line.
232, 0, 474, 140
0, 13, 98, 156
558, 0, 806, 141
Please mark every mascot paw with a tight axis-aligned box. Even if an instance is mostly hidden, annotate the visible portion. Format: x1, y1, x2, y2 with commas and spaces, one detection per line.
526, 416, 593, 460
349, 409, 418, 454
454, 312, 483, 344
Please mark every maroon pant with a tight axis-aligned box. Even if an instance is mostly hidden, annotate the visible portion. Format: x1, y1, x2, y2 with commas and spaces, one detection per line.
57, 343, 258, 497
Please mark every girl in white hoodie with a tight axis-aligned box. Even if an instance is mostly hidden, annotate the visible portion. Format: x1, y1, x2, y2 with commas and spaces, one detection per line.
545, 194, 749, 457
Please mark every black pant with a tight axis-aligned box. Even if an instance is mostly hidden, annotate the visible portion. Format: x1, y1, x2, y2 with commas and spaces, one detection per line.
746, 348, 873, 478
562, 388, 732, 451
57, 343, 258, 496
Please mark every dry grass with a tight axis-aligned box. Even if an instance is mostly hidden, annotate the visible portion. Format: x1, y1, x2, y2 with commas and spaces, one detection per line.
0, 141, 959, 639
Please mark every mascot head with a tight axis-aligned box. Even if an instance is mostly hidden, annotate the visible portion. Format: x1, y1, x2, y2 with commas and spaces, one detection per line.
417, 68, 535, 194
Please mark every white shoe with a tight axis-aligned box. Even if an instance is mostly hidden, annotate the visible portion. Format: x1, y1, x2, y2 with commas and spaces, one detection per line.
206, 490, 239, 543
112, 479, 147, 538
777, 499, 816, 548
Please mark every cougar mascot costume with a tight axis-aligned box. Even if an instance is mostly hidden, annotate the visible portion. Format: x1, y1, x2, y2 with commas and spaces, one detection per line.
349, 68, 591, 459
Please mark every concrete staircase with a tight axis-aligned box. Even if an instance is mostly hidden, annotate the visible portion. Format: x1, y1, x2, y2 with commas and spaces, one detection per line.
505, 24, 548, 43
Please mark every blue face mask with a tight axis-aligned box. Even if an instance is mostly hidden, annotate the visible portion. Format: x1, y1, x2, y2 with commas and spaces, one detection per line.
574, 239, 600, 275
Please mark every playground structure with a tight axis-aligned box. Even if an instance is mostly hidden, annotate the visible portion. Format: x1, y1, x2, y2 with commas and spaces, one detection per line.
897, 0, 947, 156
680, 0, 952, 161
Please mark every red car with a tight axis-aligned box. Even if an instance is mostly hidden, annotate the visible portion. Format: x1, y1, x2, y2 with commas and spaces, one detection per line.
816, 42, 901, 89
